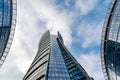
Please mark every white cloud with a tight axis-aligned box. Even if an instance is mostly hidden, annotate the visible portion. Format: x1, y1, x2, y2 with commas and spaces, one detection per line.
75, 0, 98, 15
30, 0, 73, 46
0, 0, 47, 79
78, 52, 104, 80
13, 0, 73, 75
77, 20, 103, 48
12, 0, 47, 74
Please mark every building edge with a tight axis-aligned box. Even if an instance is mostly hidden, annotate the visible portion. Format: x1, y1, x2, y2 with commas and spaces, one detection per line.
0, 0, 17, 67
23, 30, 51, 80
101, 0, 117, 80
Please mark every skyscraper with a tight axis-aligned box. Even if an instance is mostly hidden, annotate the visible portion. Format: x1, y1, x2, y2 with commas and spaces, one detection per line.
0, 0, 17, 67
101, 0, 120, 80
23, 31, 92, 80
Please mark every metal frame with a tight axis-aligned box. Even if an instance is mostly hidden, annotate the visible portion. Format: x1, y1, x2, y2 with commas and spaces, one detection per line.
0, 0, 17, 67
101, 0, 117, 80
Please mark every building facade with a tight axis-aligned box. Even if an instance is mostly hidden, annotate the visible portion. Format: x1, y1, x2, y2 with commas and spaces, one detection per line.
23, 31, 92, 80
101, 0, 120, 80
0, 0, 17, 67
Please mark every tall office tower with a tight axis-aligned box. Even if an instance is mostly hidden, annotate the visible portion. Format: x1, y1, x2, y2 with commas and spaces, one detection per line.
23, 31, 92, 80
101, 0, 120, 80
0, 0, 17, 67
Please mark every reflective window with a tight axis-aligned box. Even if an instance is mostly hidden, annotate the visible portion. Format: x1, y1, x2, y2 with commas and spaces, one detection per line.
57, 38, 88, 80
0, 0, 12, 58
107, 40, 120, 80
47, 36, 70, 80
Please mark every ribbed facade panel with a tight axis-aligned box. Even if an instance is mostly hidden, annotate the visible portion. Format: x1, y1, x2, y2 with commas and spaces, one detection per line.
23, 31, 51, 80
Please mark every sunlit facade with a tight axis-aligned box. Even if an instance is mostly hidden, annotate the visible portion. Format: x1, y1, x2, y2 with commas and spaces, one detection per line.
23, 31, 92, 80
0, 0, 17, 67
101, 0, 120, 80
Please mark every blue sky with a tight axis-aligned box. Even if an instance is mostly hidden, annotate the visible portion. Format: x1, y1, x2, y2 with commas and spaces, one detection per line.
0, 0, 111, 80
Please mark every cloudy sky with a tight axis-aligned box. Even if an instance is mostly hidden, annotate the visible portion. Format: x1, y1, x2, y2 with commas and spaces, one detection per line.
0, 0, 111, 80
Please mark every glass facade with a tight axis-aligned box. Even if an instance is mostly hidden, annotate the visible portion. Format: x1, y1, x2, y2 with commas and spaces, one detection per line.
47, 35, 70, 80
57, 38, 89, 80
23, 31, 92, 80
0, 0, 17, 67
107, 40, 120, 80
101, 0, 120, 80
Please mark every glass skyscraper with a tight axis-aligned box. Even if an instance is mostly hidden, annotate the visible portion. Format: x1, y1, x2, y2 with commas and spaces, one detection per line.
23, 31, 92, 80
101, 0, 120, 80
0, 0, 17, 67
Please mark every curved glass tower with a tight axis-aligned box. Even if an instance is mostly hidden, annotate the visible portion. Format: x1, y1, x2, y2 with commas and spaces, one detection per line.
101, 0, 120, 80
0, 0, 17, 67
23, 31, 92, 80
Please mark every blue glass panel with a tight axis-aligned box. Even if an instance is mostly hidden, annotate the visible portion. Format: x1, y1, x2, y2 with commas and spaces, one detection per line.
57, 38, 88, 80
0, 0, 12, 59
107, 40, 120, 80
47, 36, 70, 80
